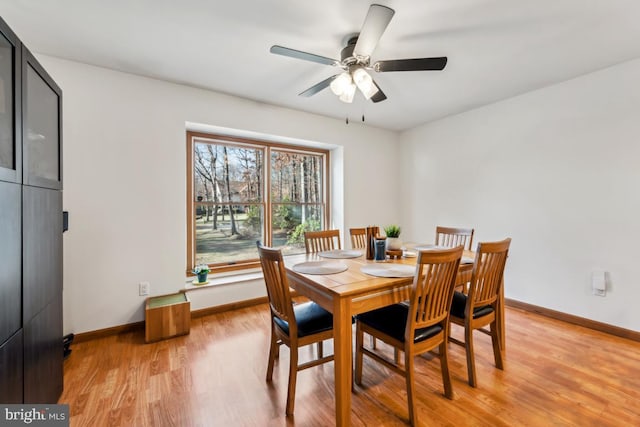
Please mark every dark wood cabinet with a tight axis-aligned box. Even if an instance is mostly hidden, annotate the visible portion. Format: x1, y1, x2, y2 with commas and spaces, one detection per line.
22, 186, 63, 322
0, 181, 21, 344
0, 17, 21, 183
0, 16, 63, 404
0, 330, 23, 403
24, 297, 63, 403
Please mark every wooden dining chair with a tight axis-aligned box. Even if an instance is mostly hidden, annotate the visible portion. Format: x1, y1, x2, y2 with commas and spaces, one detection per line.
355, 246, 464, 426
449, 238, 511, 387
257, 244, 335, 416
435, 226, 475, 250
304, 229, 341, 254
349, 227, 367, 249
435, 226, 475, 292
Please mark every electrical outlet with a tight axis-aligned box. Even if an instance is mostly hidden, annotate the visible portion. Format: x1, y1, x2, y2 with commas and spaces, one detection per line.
139, 281, 150, 296
591, 271, 606, 297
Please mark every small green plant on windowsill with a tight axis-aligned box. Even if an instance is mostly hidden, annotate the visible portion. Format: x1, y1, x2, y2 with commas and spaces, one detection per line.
192, 264, 211, 284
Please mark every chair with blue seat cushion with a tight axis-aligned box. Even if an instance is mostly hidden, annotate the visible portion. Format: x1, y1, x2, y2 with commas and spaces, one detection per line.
355, 245, 464, 426
257, 244, 335, 416
449, 238, 511, 387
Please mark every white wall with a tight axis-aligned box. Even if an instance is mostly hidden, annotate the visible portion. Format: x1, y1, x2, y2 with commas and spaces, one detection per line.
37, 55, 400, 334
400, 59, 640, 331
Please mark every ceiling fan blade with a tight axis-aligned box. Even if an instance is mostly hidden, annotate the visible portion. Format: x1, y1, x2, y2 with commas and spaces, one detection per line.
270, 45, 340, 66
353, 4, 395, 58
374, 57, 448, 72
299, 75, 339, 97
370, 80, 387, 103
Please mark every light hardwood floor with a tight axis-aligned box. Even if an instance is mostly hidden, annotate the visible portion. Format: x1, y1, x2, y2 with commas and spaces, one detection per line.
59, 303, 640, 426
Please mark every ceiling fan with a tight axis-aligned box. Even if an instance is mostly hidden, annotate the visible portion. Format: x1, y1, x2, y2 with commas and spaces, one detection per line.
270, 4, 447, 104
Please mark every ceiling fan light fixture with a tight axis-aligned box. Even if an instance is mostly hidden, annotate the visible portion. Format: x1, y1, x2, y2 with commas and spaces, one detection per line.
330, 72, 353, 96
352, 66, 378, 100
338, 81, 356, 103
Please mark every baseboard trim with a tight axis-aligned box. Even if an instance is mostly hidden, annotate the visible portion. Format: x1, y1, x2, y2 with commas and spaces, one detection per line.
74, 321, 145, 343
505, 298, 640, 342
191, 296, 268, 318
73, 297, 269, 343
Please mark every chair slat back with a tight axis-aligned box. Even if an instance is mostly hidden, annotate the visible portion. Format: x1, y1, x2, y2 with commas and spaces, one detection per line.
435, 226, 475, 251
468, 238, 511, 308
349, 228, 367, 249
304, 229, 341, 253
258, 245, 295, 330
407, 246, 464, 338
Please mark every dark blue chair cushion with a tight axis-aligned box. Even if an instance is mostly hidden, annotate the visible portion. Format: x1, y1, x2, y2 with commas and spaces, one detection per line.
273, 302, 334, 337
357, 304, 443, 343
450, 291, 494, 319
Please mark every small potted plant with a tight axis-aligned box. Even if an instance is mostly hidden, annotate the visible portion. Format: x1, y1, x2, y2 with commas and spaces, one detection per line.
384, 225, 402, 250
192, 264, 210, 284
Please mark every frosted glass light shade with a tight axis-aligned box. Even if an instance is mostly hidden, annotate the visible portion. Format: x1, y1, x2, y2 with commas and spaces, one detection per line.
330, 72, 353, 96
352, 67, 378, 100
339, 82, 356, 103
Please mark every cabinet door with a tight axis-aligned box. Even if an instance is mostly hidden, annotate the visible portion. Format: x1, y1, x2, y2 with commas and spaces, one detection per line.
0, 181, 21, 344
0, 329, 23, 403
0, 17, 22, 183
23, 297, 63, 403
23, 186, 62, 321
22, 46, 62, 190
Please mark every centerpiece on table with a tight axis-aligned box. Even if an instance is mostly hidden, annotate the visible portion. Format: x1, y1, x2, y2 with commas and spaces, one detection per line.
384, 225, 402, 250
192, 264, 211, 284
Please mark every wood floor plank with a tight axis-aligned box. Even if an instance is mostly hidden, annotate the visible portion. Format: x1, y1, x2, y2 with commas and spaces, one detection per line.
59, 304, 640, 426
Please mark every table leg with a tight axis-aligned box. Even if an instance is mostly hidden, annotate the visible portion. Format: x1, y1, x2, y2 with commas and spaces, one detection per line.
333, 297, 352, 426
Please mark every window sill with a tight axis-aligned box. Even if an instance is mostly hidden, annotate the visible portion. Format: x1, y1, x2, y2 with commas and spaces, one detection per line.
184, 268, 263, 291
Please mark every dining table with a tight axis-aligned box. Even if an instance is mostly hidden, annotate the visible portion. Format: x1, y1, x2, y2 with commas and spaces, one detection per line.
283, 248, 505, 426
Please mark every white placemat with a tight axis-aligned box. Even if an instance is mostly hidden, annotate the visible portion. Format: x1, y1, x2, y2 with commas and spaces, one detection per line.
292, 261, 349, 275
413, 244, 449, 251
318, 249, 363, 259
461, 256, 475, 264
360, 263, 416, 278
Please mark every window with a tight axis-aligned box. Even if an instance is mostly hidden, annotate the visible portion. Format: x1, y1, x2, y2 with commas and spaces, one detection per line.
187, 132, 329, 273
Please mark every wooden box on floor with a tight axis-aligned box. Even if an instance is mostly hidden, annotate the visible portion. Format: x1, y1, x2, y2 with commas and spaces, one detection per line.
145, 292, 191, 343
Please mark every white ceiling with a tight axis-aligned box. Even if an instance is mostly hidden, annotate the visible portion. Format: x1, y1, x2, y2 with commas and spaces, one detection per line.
2, 0, 639, 131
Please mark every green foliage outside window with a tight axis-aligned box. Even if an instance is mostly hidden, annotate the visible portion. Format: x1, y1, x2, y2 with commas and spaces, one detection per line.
273, 197, 299, 230
245, 205, 261, 232
287, 218, 321, 245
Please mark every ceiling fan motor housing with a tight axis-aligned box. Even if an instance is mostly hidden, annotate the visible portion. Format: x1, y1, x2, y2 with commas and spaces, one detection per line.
340, 36, 361, 65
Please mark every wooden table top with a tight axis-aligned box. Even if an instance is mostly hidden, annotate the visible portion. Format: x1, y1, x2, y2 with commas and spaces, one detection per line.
283, 250, 475, 298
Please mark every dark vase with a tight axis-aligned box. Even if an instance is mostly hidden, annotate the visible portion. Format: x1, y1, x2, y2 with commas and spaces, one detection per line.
197, 272, 208, 283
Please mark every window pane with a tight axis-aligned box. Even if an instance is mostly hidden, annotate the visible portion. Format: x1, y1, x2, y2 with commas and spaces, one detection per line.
272, 203, 323, 255
194, 142, 263, 203
0, 35, 14, 170
25, 64, 59, 181
195, 204, 263, 265
271, 151, 323, 203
